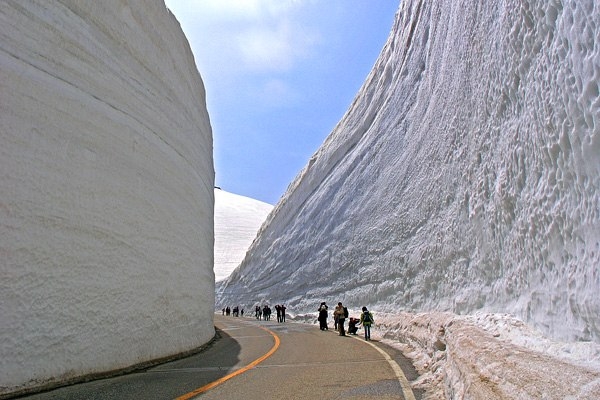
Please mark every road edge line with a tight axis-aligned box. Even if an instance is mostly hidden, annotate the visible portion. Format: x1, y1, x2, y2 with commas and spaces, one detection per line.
352, 335, 416, 400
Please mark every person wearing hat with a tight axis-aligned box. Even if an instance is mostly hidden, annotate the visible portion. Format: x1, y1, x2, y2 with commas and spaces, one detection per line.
360, 306, 374, 340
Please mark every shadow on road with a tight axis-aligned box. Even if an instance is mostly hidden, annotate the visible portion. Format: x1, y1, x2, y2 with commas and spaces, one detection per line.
154, 325, 242, 373
14, 326, 243, 400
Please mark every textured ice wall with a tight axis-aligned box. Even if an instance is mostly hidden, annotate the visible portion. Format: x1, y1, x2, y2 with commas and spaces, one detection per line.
217, 0, 600, 343
0, 1, 214, 395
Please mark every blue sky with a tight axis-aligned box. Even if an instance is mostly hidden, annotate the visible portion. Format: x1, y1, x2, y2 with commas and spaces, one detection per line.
164, 0, 399, 204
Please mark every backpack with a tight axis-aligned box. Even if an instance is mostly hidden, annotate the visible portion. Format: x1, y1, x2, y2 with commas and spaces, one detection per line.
343, 307, 349, 318
363, 312, 372, 324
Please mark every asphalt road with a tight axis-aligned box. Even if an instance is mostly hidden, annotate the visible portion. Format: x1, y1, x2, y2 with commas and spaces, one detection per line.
17, 315, 423, 400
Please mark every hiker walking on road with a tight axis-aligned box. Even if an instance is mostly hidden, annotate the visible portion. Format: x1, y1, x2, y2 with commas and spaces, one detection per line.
334, 302, 347, 336
360, 306, 374, 340
318, 302, 328, 330
281, 304, 286, 322
255, 305, 261, 320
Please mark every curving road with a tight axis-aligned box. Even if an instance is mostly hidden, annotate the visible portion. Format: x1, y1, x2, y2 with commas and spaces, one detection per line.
19, 315, 423, 400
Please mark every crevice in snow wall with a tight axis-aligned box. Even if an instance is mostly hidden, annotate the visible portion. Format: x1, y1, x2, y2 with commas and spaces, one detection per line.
0, 1, 214, 395
217, 0, 600, 344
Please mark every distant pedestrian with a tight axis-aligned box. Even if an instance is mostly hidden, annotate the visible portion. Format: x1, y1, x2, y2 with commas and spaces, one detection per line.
281, 304, 286, 322
255, 305, 261, 320
334, 302, 347, 336
333, 305, 339, 331
360, 306, 374, 340
318, 302, 328, 331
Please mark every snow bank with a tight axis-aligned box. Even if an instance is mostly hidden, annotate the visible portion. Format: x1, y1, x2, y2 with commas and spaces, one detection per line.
376, 312, 600, 399
217, 0, 600, 342
287, 311, 600, 399
214, 189, 273, 282
0, 1, 214, 396
218, 0, 600, 396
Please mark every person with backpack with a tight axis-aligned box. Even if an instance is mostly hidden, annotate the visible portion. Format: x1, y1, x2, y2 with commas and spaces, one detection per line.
360, 306, 374, 340
334, 302, 347, 336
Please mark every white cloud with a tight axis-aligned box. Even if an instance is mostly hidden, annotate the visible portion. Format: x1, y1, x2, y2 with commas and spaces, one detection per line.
174, 0, 263, 20
237, 21, 296, 72
165, 0, 320, 75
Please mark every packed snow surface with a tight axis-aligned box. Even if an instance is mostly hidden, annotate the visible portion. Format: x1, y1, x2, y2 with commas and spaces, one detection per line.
0, 1, 214, 396
218, 0, 600, 398
214, 189, 273, 282
290, 310, 600, 399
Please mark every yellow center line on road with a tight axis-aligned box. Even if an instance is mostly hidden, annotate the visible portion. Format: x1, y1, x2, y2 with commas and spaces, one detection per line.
174, 325, 281, 400
351, 336, 416, 400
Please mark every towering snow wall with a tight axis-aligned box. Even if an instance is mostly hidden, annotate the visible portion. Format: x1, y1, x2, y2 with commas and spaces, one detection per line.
214, 189, 273, 282
0, 1, 214, 396
217, 0, 600, 343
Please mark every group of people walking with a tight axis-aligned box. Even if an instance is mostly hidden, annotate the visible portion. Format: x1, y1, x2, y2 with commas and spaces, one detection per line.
317, 302, 374, 340
222, 304, 288, 323
254, 304, 287, 322
223, 301, 374, 340
222, 306, 243, 317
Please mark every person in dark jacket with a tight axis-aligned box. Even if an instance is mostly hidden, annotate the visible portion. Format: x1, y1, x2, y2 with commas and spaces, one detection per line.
318, 302, 328, 330
348, 317, 360, 335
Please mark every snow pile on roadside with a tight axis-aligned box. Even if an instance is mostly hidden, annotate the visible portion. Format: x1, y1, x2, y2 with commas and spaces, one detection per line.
289, 311, 600, 399
376, 312, 600, 399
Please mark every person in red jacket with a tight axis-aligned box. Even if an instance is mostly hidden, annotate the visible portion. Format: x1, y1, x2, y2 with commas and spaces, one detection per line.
348, 317, 360, 335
